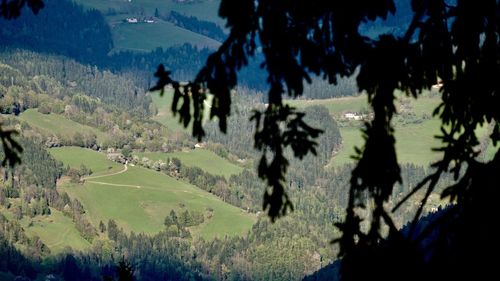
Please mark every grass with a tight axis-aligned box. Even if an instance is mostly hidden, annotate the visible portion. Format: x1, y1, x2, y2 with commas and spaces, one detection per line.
19, 109, 109, 145
325, 94, 494, 168
393, 118, 443, 165
331, 121, 443, 168
150, 89, 187, 132
136, 149, 243, 178
111, 19, 220, 52
300, 94, 445, 167
484, 142, 499, 161
288, 95, 368, 115
20, 210, 91, 254
288, 93, 441, 117
50, 147, 123, 176
57, 149, 255, 240
150, 90, 213, 133
73, 0, 224, 53
330, 127, 365, 167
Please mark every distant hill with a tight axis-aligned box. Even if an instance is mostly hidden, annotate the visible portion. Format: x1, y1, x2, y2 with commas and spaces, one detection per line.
73, 0, 223, 52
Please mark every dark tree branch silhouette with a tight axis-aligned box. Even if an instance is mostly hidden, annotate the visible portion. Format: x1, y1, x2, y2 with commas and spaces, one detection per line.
0, 0, 42, 166
2, 0, 500, 279
151, 0, 500, 279
0, 0, 43, 19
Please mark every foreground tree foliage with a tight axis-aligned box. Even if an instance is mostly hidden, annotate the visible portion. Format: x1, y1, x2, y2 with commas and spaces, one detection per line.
153, 0, 500, 279
0, 0, 45, 167
2, 0, 500, 279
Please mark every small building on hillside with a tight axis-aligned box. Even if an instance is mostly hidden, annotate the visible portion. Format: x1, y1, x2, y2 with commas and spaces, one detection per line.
126, 17, 138, 23
107, 152, 126, 164
344, 112, 363, 120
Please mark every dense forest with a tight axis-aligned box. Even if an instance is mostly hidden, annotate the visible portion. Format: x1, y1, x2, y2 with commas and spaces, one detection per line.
0, 0, 268, 89
164, 11, 226, 42
0, 0, 113, 65
0, 1, 464, 280
0, 46, 451, 280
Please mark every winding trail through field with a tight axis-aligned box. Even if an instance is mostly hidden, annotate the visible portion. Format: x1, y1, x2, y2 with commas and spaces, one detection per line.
83, 164, 128, 180
80, 164, 214, 199
81, 164, 143, 188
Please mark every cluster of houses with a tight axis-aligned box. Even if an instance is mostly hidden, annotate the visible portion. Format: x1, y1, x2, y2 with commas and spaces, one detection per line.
125, 17, 155, 24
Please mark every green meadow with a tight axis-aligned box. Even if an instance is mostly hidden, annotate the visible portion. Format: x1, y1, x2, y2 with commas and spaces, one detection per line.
20, 109, 109, 145
150, 90, 213, 133
150, 89, 187, 132
55, 147, 254, 240
111, 19, 220, 52
20, 210, 91, 254
296, 94, 496, 168
331, 119, 443, 167
288, 95, 368, 115
73, 0, 224, 53
289, 94, 447, 167
136, 149, 243, 178
50, 147, 122, 176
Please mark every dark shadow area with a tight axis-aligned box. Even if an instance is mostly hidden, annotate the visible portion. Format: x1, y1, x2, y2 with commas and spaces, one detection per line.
2, 0, 500, 280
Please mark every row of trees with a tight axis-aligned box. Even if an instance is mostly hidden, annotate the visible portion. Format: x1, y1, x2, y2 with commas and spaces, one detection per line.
164, 11, 227, 42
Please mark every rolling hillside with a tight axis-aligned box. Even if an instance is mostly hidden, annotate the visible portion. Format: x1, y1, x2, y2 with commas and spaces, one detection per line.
53, 147, 255, 240
290, 94, 445, 167
135, 149, 243, 178
110, 17, 221, 52
20, 210, 91, 254
19, 109, 111, 146
150, 90, 213, 132
73, 0, 223, 52
50, 147, 123, 176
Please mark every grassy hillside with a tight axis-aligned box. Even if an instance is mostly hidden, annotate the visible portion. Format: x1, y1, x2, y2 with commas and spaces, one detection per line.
136, 149, 243, 178
73, 0, 223, 52
20, 109, 110, 145
50, 147, 122, 176
56, 147, 255, 240
110, 18, 221, 52
332, 119, 443, 167
288, 95, 368, 115
290, 94, 445, 167
20, 210, 91, 254
0, 206, 90, 255
150, 90, 213, 132
291, 94, 497, 167
150, 89, 187, 132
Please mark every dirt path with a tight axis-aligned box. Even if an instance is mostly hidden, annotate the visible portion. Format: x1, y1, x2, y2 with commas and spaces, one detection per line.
86, 180, 141, 189
83, 164, 128, 180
